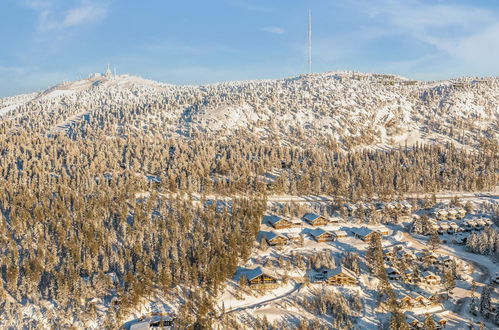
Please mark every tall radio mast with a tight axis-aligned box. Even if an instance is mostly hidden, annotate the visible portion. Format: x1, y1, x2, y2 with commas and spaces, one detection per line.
308, 9, 312, 73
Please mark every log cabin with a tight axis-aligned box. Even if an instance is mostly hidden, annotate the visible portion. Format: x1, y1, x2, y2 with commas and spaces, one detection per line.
351, 226, 388, 241
302, 213, 329, 226
323, 266, 358, 286
245, 267, 279, 289
310, 228, 335, 242
421, 271, 441, 286
265, 232, 289, 246
332, 230, 349, 239
267, 215, 292, 229
386, 267, 401, 281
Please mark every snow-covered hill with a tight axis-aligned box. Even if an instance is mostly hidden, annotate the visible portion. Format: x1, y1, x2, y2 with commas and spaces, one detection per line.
0, 71, 497, 149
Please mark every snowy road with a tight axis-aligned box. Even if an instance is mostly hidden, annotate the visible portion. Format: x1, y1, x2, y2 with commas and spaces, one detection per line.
224, 282, 303, 315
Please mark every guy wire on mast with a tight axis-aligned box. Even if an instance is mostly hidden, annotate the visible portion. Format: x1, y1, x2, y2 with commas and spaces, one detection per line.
308, 9, 312, 73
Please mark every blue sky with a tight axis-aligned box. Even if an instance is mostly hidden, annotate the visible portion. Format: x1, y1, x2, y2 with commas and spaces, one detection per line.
1, 0, 499, 96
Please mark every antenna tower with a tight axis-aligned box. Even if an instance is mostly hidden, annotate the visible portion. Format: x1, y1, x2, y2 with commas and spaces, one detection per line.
308, 9, 312, 73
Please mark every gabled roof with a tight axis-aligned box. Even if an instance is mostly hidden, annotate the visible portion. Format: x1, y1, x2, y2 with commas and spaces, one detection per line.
386, 267, 400, 275
267, 215, 288, 225
333, 230, 349, 236
325, 266, 356, 280
303, 213, 324, 222
421, 271, 439, 278
408, 292, 424, 300
395, 291, 411, 300
265, 231, 287, 241
244, 267, 277, 281
350, 226, 375, 237
310, 228, 332, 238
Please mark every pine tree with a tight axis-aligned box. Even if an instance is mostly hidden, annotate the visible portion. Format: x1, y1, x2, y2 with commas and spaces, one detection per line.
429, 231, 440, 251
423, 314, 436, 330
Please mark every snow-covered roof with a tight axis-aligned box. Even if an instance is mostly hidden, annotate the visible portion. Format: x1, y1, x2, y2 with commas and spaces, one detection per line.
333, 230, 349, 237
350, 227, 374, 237
265, 231, 287, 241
350, 226, 387, 237
303, 213, 324, 222
244, 267, 278, 281
325, 266, 356, 279
386, 267, 400, 274
309, 228, 332, 238
421, 271, 439, 279
266, 215, 287, 225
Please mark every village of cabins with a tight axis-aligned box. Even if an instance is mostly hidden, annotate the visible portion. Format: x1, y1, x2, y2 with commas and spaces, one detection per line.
221, 199, 499, 329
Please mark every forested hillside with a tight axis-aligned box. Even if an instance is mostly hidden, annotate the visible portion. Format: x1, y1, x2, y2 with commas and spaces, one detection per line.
0, 71, 497, 327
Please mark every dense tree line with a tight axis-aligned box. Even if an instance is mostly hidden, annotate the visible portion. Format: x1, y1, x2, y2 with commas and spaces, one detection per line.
466, 228, 499, 257
0, 165, 265, 328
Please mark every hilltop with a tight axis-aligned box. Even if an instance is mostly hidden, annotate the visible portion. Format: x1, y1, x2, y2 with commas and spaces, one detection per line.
0, 71, 497, 150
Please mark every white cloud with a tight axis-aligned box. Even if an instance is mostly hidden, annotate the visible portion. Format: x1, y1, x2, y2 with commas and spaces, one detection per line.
21, 1, 108, 32
39, 3, 107, 32
344, 0, 499, 77
62, 4, 107, 27
262, 27, 285, 35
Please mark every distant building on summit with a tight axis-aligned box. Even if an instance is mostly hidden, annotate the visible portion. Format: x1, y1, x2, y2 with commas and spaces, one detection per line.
104, 64, 113, 77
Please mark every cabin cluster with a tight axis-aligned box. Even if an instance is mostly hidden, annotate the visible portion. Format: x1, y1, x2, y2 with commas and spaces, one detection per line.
130, 313, 175, 330
395, 291, 440, 310
424, 217, 492, 237
262, 213, 390, 248
405, 312, 447, 329
383, 246, 469, 287
350, 226, 389, 241
432, 207, 467, 221
266, 213, 340, 229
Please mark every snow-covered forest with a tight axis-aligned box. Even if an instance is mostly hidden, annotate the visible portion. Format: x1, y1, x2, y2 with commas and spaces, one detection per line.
0, 71, 497, 328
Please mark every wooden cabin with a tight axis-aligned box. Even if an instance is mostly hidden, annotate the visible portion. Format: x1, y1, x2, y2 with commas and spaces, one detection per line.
265, 232, 289, 246
475, 218, 486, 228
324, 266, 358, 286
435, 209, 448, 221
310, 228, 335, 243
438, 222, 450, 234
421, 271, 440, 286
424, 253, 438, 265
383, 248, 395, 261
245, 267, 279, 289
447, 209, 458, 219
351, 226, 388, 241
404, 269, 416, 284
396, 293, 414, 309
409, 293, 431, 306
433, 315, 447, 328
302, 213, 329, 226
449, 222, 459, 233
405, 313, 420, 329
329, 214, 342, 224
386, 267, 401, 281
333, 230, 349, 238
441, 256, 455, 268
267, 215, 292, 229
400, 250, 416, 261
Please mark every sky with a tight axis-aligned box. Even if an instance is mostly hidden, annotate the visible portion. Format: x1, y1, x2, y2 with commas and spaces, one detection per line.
1, 0, 499, 97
